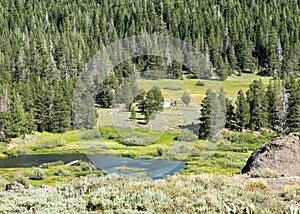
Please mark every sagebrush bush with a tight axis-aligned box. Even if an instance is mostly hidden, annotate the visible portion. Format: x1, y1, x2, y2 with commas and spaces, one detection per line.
107, 133, 119, 140
29, 168, 46, 180
163, 86, 182, 91
74, 161, 96, 172
121, 136, 156, 146
281, 185, 300, 202
54, 166, 70, 176
81, 129, 102, 140
39, 161, 64, 169
245, 181, 269, 191
14, 172, 28, 186
249, 168, 279, 178
175, 129, 198, 142
223, 131, 277, 145
33, 140, 66, 151
0, 174, 288, 213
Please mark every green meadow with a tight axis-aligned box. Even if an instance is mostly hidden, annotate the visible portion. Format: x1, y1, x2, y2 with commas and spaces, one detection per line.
0, 74, 275, 183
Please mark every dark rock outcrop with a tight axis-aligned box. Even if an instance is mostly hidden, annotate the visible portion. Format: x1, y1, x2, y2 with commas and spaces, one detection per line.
242, 132, 300, 176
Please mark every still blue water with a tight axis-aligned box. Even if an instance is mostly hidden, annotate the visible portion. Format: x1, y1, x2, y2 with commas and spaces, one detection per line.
0, 154, 185, 179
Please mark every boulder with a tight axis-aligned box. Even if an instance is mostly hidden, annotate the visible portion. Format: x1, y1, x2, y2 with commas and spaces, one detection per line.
242, 132, 300, 177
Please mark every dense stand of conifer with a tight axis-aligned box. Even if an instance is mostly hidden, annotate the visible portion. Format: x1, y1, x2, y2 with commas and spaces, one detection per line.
0, 0, 299, 141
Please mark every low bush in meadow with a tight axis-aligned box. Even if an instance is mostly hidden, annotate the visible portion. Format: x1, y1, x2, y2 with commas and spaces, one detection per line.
249, 168, 279, 178
121, 136, 157, 146
174, 129, 198, 142
29, 168, 46, 180
81, 129, 102, 140
32, 140, 66, 151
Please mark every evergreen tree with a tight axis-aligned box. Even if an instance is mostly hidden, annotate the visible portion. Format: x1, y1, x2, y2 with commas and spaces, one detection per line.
199, 88, 226, 141
225, 99, 236, 130
266, 79, 289, 132
199, 90, 212, 139
0, 85, 12, 142
286, 78, 300, 132
9, 90, 28, 137
246, 80, 268, 131
138, 86, 164, 123
236, 90, 250, 132
48, 82, 71, 133
72, 81, 96, 129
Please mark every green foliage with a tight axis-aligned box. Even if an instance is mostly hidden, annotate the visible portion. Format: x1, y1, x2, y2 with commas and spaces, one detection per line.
73, 161, 96, 172
181, 91, 191, 106
107, 133, 120, 140
225, 98, 237, 130
39, 161, 64, 169
54, 166, 70, 176
121, 136, 157, 146
0, 0, 299, 140
29, 168, 46, 180
195, 81, 204, 86
247, 80, 269, 131
249, 168, 279, 178
286, 78, 300, 133
282, 185, 300, 203
236, 90, 250, 131
81, 129, 102, 140
0, 174, 288, 213
14, 172, 29, 186
223, 131, 278, 146
199, 90, 213, 139
175, 129, 198, 142
164, 86, 182, 91
32, 140, 66, 151
199, 88, 226, 142
137, 86, 164, 123
245, 181, 269, 191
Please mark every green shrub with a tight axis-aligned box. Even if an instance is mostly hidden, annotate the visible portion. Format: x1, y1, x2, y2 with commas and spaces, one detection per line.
0, 174, 288, 213
39, 160, 64, 169
232, 147, 248, 153
249, 168, 279, 178
245, 181, 269, 191
281, 185, 300, 202
121, 136, 156, 146
175, 129, 198, 142
3, 150, 18, 158
195, 81, 204, 86
223, 131, 278, 145
74, 161, 96, 172
107, 133, 120, 140
29, 168, 46, 180
81, 130, 102, 140
163, 86, 182, 91
54, 166, 70, 176
14, 172, 29, 186
33, 140, 66, 151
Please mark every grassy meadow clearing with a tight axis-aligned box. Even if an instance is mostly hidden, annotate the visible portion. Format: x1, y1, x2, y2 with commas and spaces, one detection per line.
0, 74, 275, 179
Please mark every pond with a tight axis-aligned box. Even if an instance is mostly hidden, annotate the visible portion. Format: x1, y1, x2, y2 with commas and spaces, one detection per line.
0, 154, 185, 179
